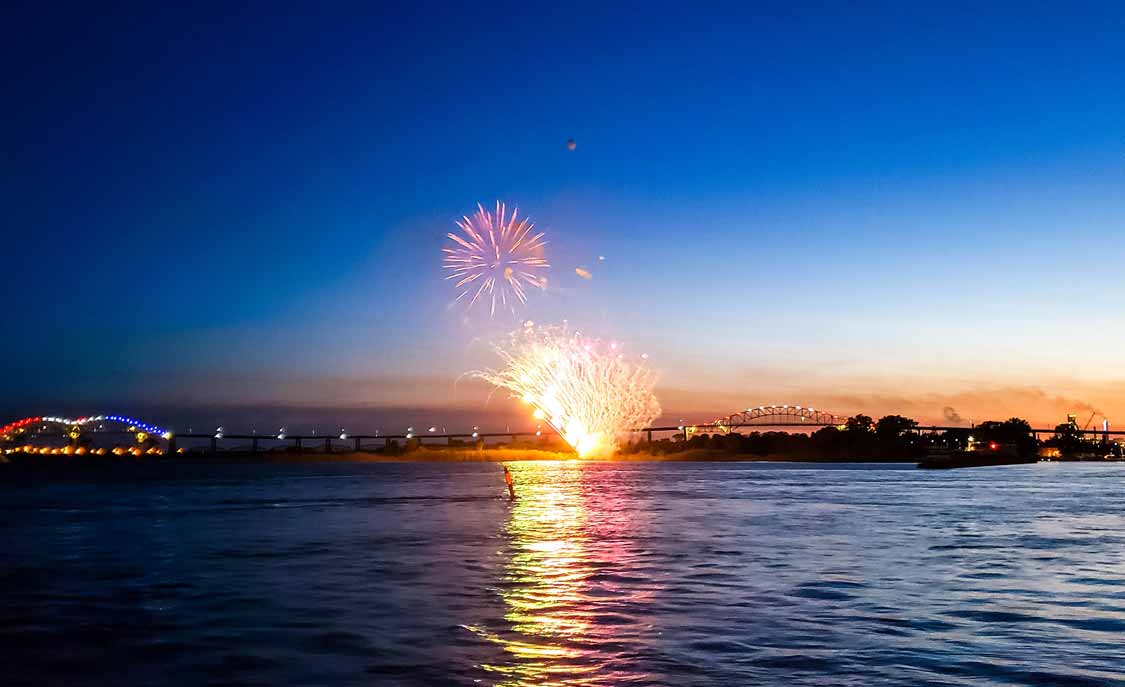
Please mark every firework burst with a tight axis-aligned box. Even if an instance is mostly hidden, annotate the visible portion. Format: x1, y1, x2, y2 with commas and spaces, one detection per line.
475, 325, 661, 458
443, 201, 549, 316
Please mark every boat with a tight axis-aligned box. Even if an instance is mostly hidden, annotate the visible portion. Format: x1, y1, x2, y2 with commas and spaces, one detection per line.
918, 444, 1034, 470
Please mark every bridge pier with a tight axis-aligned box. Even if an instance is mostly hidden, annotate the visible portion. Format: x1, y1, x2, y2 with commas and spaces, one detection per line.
168, 435, 176, 454
210, 436, 217, 452
251, 437, 258, 453
354, 437, 361, 452
324, 437, 331, 453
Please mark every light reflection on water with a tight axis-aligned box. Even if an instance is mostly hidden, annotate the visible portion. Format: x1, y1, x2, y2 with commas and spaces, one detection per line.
5, 461, 1125, 685
474, 461, 657, 685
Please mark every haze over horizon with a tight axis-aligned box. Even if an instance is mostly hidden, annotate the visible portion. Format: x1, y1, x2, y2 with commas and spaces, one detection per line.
5, 2, 1124, 431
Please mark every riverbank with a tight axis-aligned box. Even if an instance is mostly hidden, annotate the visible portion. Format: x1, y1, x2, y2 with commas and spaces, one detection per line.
2, 446, 919, 467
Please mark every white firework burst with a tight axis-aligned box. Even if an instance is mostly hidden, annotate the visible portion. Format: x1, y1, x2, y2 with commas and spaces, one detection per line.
443, 201, 549, 316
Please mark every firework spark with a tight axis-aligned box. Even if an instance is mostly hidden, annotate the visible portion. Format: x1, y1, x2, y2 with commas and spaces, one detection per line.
443, 201, 549, 316
475, 325, 661, 458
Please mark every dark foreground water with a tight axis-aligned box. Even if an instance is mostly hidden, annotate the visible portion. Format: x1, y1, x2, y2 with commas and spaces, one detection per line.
3, 461, 1125, 686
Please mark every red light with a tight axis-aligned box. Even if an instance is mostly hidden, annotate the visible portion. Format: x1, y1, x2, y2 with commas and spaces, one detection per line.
989, 442, 999, 451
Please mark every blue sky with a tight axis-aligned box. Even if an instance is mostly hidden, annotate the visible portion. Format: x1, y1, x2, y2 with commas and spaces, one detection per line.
3, 2, 1124, 428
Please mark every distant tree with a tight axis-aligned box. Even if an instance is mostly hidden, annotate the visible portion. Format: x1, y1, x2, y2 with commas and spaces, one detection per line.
875, 415, 918, 440
974, 418, 1037, 457
810, 426, 847, 457
845, 415, 874, 433
721, 432, 744, 453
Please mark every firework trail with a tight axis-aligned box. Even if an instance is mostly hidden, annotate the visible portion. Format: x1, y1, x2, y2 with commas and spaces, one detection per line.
475, 325, 661, 458
443, 201, 549, 316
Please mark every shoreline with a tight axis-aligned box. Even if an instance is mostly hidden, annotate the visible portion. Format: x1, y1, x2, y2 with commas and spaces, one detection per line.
3, 446, 923, 467
5, 447, 1119, 469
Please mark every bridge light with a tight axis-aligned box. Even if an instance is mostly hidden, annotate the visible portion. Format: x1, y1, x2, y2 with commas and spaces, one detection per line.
406, 432, 413, 439
472, 431, 479, 439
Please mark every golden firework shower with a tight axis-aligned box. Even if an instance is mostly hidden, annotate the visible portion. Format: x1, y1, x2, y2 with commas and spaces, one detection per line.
476, 325, 661, 458
443, 201, 549, 316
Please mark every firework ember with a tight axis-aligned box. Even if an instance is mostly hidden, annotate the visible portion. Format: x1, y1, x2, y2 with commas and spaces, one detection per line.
476, 325, 661, 458
443, 201, 549, 316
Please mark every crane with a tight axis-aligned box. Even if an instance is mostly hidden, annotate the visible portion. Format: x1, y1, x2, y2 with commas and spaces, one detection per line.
1082, 411, 1097, 431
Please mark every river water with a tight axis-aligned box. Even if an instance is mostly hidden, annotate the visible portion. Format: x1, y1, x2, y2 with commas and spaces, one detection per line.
2, 461, 1124, 686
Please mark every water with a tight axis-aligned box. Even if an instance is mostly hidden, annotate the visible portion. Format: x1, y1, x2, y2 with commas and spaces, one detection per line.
3, 461, 1125, 686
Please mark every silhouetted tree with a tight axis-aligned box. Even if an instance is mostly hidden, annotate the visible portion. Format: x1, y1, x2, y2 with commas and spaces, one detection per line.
811, 426, 846, 456
974, 418, 1037, 457
845, 415, 874, 433
721, 432, 744, 453
875, 415, 918, 440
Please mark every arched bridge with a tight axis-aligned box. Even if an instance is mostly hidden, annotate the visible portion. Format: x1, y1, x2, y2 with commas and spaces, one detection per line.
704, 404, 846, 432
2, 414, 170, 440
2, 414, 172, 455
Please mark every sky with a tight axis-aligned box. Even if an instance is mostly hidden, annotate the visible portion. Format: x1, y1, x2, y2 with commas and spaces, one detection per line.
3, 2, 1124, 431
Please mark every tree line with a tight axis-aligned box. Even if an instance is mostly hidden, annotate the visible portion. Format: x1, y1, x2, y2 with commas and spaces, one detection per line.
622, 415, 1121, 461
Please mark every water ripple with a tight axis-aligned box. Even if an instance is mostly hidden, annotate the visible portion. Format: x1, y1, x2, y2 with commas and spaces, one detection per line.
3, 461, 1125, 685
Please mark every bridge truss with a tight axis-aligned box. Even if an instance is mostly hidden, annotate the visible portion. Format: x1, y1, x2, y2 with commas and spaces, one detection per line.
703, 405, 846, 433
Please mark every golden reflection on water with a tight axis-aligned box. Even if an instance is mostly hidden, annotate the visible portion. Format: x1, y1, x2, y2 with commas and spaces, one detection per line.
473, 461, 653, 686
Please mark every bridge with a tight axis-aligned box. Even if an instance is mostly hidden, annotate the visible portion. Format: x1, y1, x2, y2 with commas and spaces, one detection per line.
706, 405, 846, 431
1, 414, 173, 456
3, 404, 1121, 457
